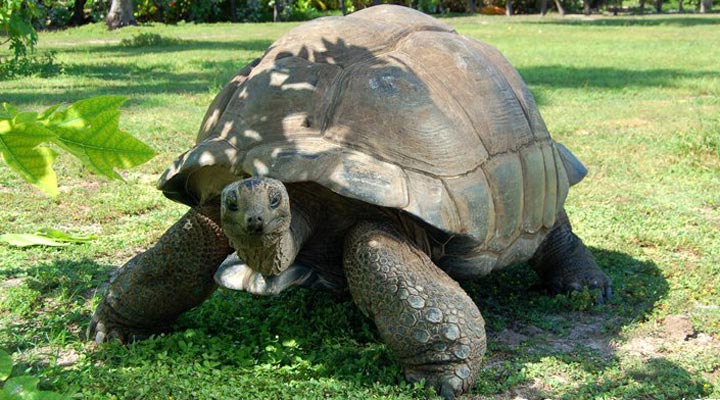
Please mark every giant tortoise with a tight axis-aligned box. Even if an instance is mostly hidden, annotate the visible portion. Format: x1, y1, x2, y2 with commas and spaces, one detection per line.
89, 5, 612, 399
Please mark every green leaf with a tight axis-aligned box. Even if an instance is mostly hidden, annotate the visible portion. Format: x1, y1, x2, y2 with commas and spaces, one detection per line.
0, 112, 59, 196
1, 376, 39, 399
48, 96, 156, 180
0, 103, 15, 120
38, 228, 96, 242
0, 228, 95, 247
0, 350, 12, 381
37, 104, 60, 121
0, 234, 70, 247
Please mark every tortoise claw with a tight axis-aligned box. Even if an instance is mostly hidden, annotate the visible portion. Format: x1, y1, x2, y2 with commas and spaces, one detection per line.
88, 301, 162, 344
597, 286, 613, 304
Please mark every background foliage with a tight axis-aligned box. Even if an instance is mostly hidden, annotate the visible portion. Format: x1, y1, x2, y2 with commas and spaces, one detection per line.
2, 0, 718, 31
1, 0, 717, 79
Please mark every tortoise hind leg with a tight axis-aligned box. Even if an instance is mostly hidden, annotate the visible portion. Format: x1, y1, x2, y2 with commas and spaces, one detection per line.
530, 209, 613, 303
343, 222, 485, 400
88, 204, 233, 343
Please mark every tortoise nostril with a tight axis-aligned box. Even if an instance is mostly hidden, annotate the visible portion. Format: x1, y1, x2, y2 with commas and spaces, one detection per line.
245, 215, 264, 233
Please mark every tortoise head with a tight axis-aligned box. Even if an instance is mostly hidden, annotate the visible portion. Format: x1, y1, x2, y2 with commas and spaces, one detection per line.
221, 177, 292, 259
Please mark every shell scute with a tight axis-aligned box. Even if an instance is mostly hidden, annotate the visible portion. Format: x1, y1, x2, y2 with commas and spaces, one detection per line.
485, 153, 524, 252
325, 53, 485, 177
520, 145, 545, 234
441, 169, 494, 244
397, 33, 535, 156
541, 144, 559, 228
216, 56, 340, 150
403, 170, 455, 232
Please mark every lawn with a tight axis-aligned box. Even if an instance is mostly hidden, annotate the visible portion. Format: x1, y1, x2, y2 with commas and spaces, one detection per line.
1, 12, 719, 399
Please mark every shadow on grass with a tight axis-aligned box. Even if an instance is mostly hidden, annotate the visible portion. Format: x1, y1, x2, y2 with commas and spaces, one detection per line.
518, 65, 720, 90
532, 15, 720, 27
577, 357, 711, 398
59, 38, 274, 55
0, 259, 113, 353
5, 39, 273, 107
465, 247, 668, 334
6, 59, 245, 106
461, 248, 710, 397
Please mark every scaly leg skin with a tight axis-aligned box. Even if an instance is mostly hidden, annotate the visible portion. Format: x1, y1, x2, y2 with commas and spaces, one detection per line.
88, 204, 233, 343
344, 222, 485, 400
530, 210, 613, 303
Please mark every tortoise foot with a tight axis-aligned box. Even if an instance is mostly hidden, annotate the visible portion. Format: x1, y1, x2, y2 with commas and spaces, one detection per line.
88, 300, 167, 344
406, 363, 475, 400
531, 212, 612, 304
538, 259, 613, 304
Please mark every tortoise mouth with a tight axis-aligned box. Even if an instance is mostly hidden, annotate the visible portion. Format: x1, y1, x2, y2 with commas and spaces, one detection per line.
224, 217, 292, 277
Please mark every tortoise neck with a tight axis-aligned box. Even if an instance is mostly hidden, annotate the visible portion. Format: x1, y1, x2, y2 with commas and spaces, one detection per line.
278, 201, 315, 267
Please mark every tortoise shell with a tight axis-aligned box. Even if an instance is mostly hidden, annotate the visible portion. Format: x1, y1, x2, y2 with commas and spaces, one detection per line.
158, 5, 586, 274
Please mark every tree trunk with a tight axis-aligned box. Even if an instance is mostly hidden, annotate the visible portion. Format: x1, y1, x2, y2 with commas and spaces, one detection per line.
699, 0, 711, 12
506, 0, 513, 15
339, 0, 347, 14
70, 0, 87, 26
468, 0, 476, 14
583, 0, 591, 14
553, 0, 566, 15
677, 0, 683, 12
654, 0, 661, 12
273, 0, 281, 21
229, 0, 237, 22
106, 0, 136, 29
639, 0, 645, 13
538, 0, 548, 15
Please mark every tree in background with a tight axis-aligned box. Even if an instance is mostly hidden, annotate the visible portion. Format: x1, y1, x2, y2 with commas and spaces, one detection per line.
339, 0, 347, 15
70, 0, 88, 25
106, 0, 137, 29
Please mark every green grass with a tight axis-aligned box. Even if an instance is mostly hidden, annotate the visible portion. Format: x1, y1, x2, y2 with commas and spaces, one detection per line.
1, 13, 719, 399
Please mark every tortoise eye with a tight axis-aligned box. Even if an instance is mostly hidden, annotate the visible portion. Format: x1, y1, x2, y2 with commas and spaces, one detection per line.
268, 191, 281, 209
225, 191, 239, 212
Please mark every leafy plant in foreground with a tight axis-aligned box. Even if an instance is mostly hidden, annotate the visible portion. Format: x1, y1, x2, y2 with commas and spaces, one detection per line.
0, 96, 156, 196
0, 349, 69, 399
0, 0, 39, 60
0, 0, 61, 79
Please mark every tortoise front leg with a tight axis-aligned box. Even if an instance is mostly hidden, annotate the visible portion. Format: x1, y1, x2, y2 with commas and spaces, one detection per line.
343, 222, 485, 400
530, 209, 613, 303
88, 204, 233, 343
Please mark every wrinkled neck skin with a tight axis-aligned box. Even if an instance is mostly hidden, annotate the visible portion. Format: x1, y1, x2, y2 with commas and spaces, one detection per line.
230, 202, 315, 276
